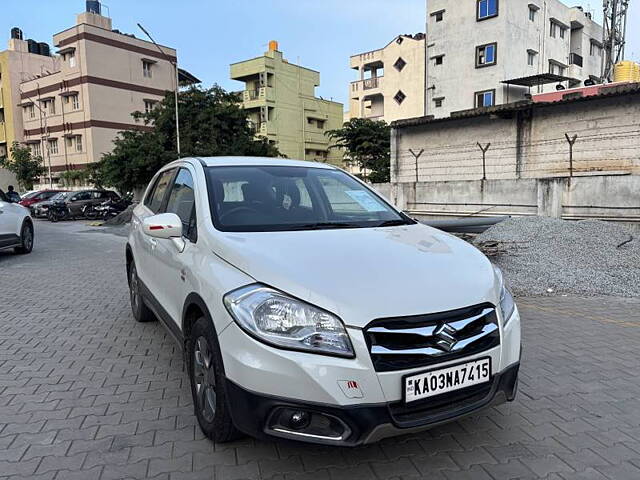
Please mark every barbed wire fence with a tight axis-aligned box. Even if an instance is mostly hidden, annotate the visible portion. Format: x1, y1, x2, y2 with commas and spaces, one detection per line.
393, 125, 640, 183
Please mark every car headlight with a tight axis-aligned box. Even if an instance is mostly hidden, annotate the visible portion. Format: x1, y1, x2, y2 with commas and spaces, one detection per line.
493, 265, 515, 325
223, 284, 355, 358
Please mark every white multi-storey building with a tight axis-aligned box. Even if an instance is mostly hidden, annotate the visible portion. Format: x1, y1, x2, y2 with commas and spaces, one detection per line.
426, 0, 603, 116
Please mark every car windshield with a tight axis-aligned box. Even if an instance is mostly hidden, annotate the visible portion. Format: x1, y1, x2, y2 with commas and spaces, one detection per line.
205, 165, 413, 232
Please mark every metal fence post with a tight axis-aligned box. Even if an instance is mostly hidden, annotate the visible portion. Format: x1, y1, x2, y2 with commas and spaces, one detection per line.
564, 134, 578, 178
476, 143, 491, 180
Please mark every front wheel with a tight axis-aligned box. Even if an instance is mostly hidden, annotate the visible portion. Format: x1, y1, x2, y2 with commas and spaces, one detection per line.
15, 221, 34, 254
188, 317, 242, 443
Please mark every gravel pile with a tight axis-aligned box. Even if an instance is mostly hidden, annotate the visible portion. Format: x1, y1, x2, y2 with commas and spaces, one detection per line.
474, 216, 640, 297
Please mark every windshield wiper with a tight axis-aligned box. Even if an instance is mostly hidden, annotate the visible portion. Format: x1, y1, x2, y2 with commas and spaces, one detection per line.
375, 219, 413, 227
289, 222, 363, 231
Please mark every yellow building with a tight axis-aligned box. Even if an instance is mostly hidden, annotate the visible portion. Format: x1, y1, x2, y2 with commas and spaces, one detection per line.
0, 30, 57, 188
231, 42, 344, 165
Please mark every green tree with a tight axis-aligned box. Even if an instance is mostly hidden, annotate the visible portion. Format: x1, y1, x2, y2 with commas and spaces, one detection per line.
327, 118, 391, 183
95, 85, 281, 193
0, 142, 46, 190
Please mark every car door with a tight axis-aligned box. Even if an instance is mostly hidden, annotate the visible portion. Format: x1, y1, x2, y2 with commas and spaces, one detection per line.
0, 189, 22, 247
133, 168, 177, 300
0, 189, 15, 245
151, 167, 199, 326
68, 191, 91, 215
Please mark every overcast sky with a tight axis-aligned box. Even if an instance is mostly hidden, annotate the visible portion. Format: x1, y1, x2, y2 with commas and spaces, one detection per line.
2, 0, 638, 107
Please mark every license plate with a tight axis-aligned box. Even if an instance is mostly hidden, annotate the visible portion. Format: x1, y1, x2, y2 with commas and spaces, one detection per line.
404, 357, 492, 403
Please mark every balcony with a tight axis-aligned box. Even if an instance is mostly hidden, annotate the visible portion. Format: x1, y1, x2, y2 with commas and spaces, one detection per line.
242, 86, 274, 107
569, 53, 583, 67
351, 77, 384, 98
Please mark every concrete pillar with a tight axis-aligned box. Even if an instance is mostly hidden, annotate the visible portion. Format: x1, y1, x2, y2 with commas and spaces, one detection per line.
537, 177, 566, 218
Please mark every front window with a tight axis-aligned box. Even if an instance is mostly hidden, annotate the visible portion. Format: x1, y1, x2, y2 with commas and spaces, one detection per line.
143, 61, 153, 78
205, 166, 412, 232
476, 90, 495, 108
477, 0, 498, 20
476, 43, 497, 67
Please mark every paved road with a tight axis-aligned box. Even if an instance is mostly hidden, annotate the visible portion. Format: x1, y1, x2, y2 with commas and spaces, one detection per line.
1, 220, 640, 480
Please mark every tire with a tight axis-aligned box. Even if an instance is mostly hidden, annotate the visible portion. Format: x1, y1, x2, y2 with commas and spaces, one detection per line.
188, 317, 242, 443
128, 261, 156, 323
48, 211, 58, 222
15, 220, 34, 254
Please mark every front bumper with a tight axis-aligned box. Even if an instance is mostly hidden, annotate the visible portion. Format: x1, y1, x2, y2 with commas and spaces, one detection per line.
225, 361, 519, 446
219, 305, 521, 445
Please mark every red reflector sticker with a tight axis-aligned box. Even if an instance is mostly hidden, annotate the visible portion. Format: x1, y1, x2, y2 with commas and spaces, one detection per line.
149, 225, 164, 230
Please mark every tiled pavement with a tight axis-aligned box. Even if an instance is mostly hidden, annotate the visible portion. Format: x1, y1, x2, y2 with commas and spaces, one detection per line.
1, 221, 640, 480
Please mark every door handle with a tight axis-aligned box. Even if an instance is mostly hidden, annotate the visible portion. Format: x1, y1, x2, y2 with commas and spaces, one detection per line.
149, 238, 158, 250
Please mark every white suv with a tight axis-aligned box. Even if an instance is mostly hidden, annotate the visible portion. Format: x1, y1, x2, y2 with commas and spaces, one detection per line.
126, 157, 521, 446
0, 188, 34, 254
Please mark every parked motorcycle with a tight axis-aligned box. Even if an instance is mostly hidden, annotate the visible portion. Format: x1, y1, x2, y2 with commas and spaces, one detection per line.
93, 194, 133, 220
47, 201, 73, 222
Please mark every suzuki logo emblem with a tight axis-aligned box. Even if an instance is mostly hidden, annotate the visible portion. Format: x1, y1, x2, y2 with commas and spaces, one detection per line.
434, 324, 458, 352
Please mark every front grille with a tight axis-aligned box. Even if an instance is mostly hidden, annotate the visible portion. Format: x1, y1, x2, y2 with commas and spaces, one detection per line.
364, 303, 500, 372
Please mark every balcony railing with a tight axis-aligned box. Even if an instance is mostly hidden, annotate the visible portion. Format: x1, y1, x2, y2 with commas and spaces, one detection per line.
363, 77, 381, 90
569, 53, 583, 67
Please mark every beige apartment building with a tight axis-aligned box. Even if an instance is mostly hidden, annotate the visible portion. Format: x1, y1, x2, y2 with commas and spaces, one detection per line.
20, 2, 178, 186
0, 30, 57, 188
349, 34, 426, 124
231, 42, 344, 165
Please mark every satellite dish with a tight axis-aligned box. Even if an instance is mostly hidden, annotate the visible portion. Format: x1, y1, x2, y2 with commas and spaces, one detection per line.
556, 84, 566, 91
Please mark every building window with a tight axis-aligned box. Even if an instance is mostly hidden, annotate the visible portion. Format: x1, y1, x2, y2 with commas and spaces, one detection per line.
144, 100, 157, 113
48, 138, 58, 155
476, 43, 497, 67
433, 97, 444, 108
42, 99, 55, 115
475, 90, 495, 108
30, 142, 42, 157
434, 55, 444, 65
432, 10, 445, 22
25, 104, 35, 119
549, 61, 566, 76
393, 90, 406, 104
528, 4, 539, 21
143, 60, 153, 78
527, 50, 538, 66
550, 21, 566, 39
394, 57, 407, 72
65, 135, 82, 152
477, 0, 498, 20
590, 42, 603, 56
67, 51, 76, 68
75, 135, 82, 152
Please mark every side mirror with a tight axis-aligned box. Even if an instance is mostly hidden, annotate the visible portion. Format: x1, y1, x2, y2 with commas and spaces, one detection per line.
142, 213, 183, 239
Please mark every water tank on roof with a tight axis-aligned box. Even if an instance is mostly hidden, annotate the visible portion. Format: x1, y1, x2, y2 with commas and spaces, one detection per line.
38, 42, 50, 57
10, 27, 23, 40
613, 61, 639, 82
86, 0, 101, 14
26, 39, 39, 54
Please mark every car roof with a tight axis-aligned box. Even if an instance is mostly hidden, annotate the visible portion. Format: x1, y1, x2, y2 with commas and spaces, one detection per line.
172, 156, 339, 170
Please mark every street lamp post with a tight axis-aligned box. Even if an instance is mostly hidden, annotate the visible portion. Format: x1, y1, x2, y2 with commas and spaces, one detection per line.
137, 23, 181, 157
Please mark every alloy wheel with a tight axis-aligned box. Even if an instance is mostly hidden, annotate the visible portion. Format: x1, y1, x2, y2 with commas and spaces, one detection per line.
193, 336, 217, 423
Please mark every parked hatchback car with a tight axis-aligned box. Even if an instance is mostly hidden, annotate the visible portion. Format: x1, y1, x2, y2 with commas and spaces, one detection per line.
0, 188, 34, 254
126, 157, 520, 446
19, 189, 69, 208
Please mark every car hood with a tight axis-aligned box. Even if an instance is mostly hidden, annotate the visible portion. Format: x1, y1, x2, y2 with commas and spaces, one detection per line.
213, 223, 498, 328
